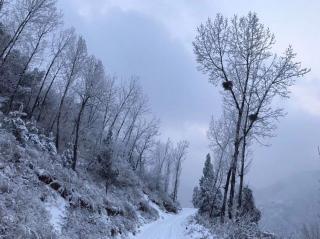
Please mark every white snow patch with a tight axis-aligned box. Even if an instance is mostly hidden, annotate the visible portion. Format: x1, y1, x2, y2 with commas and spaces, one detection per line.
44, 195, 67, 234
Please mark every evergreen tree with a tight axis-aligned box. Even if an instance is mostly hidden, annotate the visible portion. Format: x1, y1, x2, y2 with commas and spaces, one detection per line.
193, 153, 222, 217
192, 186, 201, 208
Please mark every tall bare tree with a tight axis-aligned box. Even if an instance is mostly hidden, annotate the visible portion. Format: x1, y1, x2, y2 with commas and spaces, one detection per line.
72, 56, 104, 170
207, 115, 233, 218
36, 57, 63, 122
193, 12, 309, 221
171, 140, 189, 202
153, 139, 171, 191
7, 5, 61, 112
0, 0, 57, 65
134, 118, 159, 173
95, 76, 116, 149
105, 79, 139, 143
55, 36, 87, 150
30, 28, 74, 118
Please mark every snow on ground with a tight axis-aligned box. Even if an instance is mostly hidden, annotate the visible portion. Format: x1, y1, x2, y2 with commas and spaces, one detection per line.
44, 194, 67, 234
131, 207, 199, 239
130, 194, 216, 239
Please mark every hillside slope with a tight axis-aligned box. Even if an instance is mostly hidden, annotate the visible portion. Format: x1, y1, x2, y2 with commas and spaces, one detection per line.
0, 112, 177, 239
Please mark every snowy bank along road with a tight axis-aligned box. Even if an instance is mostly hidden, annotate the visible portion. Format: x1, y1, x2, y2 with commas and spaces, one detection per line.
132, 208, 198, 239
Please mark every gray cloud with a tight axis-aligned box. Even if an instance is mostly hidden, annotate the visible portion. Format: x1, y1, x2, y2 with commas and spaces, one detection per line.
58, 0, 320, 207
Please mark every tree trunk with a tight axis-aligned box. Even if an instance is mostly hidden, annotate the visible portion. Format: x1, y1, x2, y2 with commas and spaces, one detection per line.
114, 107, 130, 141
55, 80, 71, 150
237, 138, 246, 210
220, 167, 231, 223
30, 53, 60, 117
237, 106, 250, 211
128, 133, 140, 169
172, 173, 178, 202
0, 12, 32, 63
164, 162, 171, 193
94, 104, 111, 154
55, 41, 79, 150
37, 66, 61, 121
0, 0, 48, 63
135, 149, 145, 173
227, 107, 243, 219
72, 101, 86, 171
228, 166, 236, 219
228, 138, 241, 220
172, 160, 181, 202
7, 32, 43, 113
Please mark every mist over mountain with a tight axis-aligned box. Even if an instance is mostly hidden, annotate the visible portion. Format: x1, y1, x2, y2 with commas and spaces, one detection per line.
256, 171, 320, 236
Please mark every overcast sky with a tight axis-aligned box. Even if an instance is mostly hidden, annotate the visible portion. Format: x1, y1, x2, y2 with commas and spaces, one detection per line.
58, 0, 320, 206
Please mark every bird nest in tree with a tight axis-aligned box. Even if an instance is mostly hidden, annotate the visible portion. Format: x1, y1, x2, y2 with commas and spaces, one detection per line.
249, 113, 258, 122
222, 81, 233, 91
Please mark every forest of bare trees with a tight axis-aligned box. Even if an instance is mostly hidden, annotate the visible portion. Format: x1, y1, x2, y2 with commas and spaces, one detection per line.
0, 0, 188, 217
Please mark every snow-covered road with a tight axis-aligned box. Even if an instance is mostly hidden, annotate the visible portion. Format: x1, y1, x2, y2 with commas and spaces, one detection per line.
132, 208, 197, 239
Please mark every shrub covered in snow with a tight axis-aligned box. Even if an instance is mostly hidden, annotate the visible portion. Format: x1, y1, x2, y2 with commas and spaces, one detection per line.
189, 214, 276, 239
192, 154, 222, 218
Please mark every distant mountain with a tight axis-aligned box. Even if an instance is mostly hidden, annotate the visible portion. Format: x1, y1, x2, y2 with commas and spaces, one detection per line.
255, 171, 320, 236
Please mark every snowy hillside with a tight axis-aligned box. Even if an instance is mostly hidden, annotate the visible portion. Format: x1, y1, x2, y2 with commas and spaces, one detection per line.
256, 171, 320, 236
0, 112, 179, 238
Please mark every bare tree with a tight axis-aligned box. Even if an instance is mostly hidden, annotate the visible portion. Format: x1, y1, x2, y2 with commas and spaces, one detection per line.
95, 76, 116, 149
152, 139, 171, 190
105, 79, 139, 144
55, 36, 87, 150
72, 56, 104, 170
163, 146, 173, 194
207, 115, 233, 217
0, 0, 57, 65
193, 12, 309, 220
134, 118, 159, 173
30, 28, 74, 118
171, 140, 189, 202
36, 57, 63, 122
7, 4, 61, 112
122, 94, 149, 145
113, 93, 140, 143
